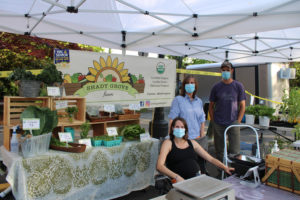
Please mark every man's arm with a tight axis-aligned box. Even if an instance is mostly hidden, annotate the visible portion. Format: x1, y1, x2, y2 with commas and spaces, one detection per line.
237, 100, 246, 123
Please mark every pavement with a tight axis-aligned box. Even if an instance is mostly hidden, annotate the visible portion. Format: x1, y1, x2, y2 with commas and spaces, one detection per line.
0, 108, 296, 200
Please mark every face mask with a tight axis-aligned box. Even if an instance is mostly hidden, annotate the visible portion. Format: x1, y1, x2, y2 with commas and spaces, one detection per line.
173, 128, 185, 138
185, 84, 195, 94
221, 71, 231, 80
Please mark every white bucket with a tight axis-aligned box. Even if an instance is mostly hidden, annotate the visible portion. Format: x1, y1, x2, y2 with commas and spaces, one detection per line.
245, 114, 255, 125
259, 116, 270, 127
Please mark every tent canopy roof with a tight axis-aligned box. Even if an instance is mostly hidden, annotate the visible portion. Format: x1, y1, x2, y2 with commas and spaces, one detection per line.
1, 0, 300, 62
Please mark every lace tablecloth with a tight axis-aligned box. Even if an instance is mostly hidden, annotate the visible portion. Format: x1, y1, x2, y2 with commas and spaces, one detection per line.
1, 139, 159, 200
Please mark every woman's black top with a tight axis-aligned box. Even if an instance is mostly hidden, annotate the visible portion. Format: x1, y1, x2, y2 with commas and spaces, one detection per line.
166, 139, 200, 179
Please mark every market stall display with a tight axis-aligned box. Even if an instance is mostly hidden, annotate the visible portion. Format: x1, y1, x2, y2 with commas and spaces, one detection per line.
0, 139, 159, 200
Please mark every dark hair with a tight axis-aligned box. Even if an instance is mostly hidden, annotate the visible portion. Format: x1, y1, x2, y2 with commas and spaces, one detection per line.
221, 60, 233, 69
180, 75, 198, 98
170, 117, 188, 141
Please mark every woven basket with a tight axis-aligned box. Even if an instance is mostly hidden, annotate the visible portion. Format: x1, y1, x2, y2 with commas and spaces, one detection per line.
133, 83, 145, 93
64, 83, 82, 95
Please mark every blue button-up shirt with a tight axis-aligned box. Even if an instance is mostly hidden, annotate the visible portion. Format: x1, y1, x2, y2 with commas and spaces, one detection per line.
168, 95, 206, 139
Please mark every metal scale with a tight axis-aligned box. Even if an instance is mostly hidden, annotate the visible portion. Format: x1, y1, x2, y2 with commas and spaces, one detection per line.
222, 124, 265, 188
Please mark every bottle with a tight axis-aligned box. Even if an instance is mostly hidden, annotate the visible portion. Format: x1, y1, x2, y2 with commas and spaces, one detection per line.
10, 126, 19, 154
271, 140, 280, 154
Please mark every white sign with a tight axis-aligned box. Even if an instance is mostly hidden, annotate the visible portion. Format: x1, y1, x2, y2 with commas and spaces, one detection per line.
58, 132, 73, 142
22, 118, 40, 130
106, 127, 118, 136
55, 101, 68, 110
140, 133, 151, 142
129, 103, 140, 111
78, 138, 92, 147
56, 51, 176, 108
104, 104, 115, 113
47, 87, 61, 96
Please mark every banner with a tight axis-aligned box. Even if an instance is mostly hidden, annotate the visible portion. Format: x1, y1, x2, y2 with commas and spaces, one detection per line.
56, 50, 176, 108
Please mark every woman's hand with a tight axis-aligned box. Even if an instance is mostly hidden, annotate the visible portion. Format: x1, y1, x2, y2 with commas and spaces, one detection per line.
175, 175, 184, 183
224, 166, 235, 175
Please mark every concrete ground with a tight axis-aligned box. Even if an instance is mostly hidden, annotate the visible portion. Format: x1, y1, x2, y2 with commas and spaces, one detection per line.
0, 108, 295, 200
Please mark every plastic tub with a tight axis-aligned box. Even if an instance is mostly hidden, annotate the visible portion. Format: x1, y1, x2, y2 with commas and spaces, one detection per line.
21, 132, 52, 158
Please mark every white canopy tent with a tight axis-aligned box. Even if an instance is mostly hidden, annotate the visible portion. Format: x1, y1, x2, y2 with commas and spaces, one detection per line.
1, 0, 300, 62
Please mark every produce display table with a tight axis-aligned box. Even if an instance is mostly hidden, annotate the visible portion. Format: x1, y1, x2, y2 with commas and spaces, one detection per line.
224, 175, 299, 200
0, 139, 159, 200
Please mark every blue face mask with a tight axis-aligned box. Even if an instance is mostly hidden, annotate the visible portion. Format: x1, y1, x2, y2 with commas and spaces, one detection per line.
185, 84, 195, 94
173, 128, 185, 138
221, 71, 231, 80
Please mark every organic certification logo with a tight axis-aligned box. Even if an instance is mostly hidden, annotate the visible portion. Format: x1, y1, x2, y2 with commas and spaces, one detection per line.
156, 62, 165, 74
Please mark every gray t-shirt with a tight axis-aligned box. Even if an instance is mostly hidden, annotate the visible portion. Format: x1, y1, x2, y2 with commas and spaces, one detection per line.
209, 80, 246, 126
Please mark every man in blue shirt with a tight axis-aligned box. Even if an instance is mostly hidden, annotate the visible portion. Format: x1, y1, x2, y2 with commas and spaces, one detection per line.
209, 61, 246, 162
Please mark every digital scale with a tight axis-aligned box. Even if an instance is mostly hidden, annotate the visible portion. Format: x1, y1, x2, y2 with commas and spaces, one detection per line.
164, 175, 235, 200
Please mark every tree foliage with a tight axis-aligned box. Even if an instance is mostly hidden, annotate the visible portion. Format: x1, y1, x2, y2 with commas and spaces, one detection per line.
289, 62, 300, 87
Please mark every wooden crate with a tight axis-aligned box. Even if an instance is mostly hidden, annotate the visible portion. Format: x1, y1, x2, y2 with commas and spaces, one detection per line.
262, 149, 300, 194
3, 96, 51, 150
50, 97, 86, 128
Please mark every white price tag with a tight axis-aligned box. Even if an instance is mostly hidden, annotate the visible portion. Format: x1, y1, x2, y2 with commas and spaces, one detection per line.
56, 101, 68, 110
129, 103, 140, 111
106, 127, 118, 136
47, 87, 61, 96
22, 118, 40, 130
78, 138, 92, 148
140, 133, 151, 142
58, 132, 73, 143
104, 104, 115, 113
250, 95, 254, 105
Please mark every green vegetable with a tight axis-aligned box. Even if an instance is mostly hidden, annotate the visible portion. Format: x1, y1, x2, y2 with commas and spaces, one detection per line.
131, 75, 137, 84
51, 137, 68, 147
71, 73, 80, 83
20, 106, 58, 136
105, 74, 113, 82
80, 121, 91, 139
121, 124, 145, 140
93, 135, 115, 141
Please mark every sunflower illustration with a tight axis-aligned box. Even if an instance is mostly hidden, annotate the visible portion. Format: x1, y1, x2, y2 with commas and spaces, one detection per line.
86, 56, 130, 83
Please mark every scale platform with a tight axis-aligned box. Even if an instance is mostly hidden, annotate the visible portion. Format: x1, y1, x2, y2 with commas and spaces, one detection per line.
165, 175, 235, 200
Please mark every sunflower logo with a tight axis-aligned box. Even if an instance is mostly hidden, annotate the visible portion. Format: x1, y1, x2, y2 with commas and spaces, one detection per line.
86, 56, 130, 83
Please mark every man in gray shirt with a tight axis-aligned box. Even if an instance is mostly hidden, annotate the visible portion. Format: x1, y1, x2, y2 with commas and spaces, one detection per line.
209, 61, 246, 163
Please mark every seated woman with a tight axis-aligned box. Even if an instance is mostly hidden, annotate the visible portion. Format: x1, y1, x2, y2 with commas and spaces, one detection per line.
156, 117, 234, 182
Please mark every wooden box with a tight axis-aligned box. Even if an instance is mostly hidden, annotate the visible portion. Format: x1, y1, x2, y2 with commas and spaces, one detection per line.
262, 149, 300, 194
3, 96, 51, 150
117, 109, 140, 120
50, 97, 86, 127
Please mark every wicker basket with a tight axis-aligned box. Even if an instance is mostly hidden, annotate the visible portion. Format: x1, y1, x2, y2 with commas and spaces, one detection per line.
133, 83, 145, 93
64, 83, 82, 95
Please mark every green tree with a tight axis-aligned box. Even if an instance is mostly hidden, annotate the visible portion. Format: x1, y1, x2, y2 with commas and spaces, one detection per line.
289, 62, 300, 87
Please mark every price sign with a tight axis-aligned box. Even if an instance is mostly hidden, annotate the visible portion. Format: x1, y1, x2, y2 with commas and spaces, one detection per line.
104, 104, 115, 113
58, 132, 73, 143
140, 133, 151, 142
47, 87, 61, 96
22, 118, 40, 130
129, 103, 140, 111
106, 127, 118, 136
56, 101, 68, 110
78, 138, 92, 147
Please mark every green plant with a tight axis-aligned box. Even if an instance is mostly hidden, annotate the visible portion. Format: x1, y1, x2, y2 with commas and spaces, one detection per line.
37, 63, 63, 86
20, 105, 58, 136
8, 68, 39, 82
245, 105, 260, 116
80, 121, 91, 139
65, 107, 78, 122
279, 87, 300, 123
257, 105, 275, 119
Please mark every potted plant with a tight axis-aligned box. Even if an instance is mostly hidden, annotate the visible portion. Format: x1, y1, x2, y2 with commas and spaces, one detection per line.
37, 63, 64, 96
20, 105, 58, 157
257, 105, 275, 127
65, 107, 78, 122
245, 105, 259, 125
80, 120, 91, 139
8, 68, 41, 97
